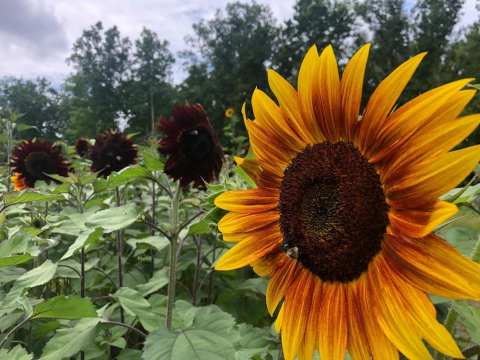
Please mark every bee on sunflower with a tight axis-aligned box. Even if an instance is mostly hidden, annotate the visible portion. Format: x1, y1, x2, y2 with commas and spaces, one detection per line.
214, 44, 480, 360
158, 103, 223, 188
10, 139, 70, 191
90, 130, 137, 178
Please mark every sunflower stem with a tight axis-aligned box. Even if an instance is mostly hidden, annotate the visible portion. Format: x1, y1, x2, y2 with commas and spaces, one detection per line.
115, 187, 125, 323
150, 181, 156, 276
166, 181, 181, 330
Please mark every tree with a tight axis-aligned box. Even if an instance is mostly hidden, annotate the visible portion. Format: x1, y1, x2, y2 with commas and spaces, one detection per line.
179, 1, 278, 136
125, 28, 176, 135
65, 22, 131, 139
272, 0, 357, 79
0, 78, 65, 139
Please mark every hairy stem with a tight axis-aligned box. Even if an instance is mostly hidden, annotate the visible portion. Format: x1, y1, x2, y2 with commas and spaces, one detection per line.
166, 182, 181, 330
192, 236, 202, 305
115, 187, 125, 323
0, 315, 32, 348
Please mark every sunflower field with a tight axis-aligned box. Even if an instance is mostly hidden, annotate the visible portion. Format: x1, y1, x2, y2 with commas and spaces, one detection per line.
2, 1, 480, 359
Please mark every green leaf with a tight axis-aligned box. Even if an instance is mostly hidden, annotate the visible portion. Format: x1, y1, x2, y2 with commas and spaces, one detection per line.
142, 328, 235, 360
0, 345, 33, 360
4, 191, 64, 206
105, 165, 151, 188
0, 255, 32, 268
85, 204, 139, 233
39, 318, 100, 360
137, 268, 169, 296
113, 287, 151, 318
33, 296, 97, 320
60, 227, 103, 260
193, 305, 236, 336
142, 148, 164, 171
15, 260, 57, 289
127, 235, 169, 252
453, 301, 480, 343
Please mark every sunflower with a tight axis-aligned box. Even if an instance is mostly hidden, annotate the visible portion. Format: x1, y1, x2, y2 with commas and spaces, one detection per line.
214, 44, 480, 360
10, 139, 70, 191
90, 130, 137, 178
158, 104, 223, 188
75, 138, 91, 158
225, 107, 235, 118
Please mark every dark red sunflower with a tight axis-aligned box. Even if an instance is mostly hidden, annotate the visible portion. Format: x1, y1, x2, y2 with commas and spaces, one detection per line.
75, 138, 91, 158
10, 139, 70, 191
90, 130, 137, 177
158, 104, 223, 188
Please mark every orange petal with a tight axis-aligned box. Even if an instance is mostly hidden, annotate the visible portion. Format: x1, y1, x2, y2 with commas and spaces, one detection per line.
234, 156, 261, 184
346, 282, 370, 360
214, 189, 279, 213
356, 53, 426, 154
384, 234, 480, 299
297, 45, 325, 143
268, 69, 316, 144
266, 258, 301, 314
341, 44, 370, 141
303, 278, 322, 360
388, 201, 457, 238
314, 45, 342, 141
318, 283, 348, 360
218, 211, 279, 242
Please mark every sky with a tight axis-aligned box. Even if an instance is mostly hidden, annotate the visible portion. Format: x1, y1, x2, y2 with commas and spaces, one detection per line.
0, 0, 478, 86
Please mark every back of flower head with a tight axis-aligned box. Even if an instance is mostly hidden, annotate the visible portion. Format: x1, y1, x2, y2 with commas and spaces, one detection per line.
157, 103, 223, 188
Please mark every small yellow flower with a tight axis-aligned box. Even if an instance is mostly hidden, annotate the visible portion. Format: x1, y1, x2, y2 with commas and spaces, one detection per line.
224, 107, 235, 118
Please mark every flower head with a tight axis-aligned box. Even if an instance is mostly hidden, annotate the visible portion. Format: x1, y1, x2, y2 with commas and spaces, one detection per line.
75, 138, 91, 158
90, 130, 137, 177
224, 107, 235, 118
215, 44, 480, 360
158, 104, 223, 188
10, 139, 70, 190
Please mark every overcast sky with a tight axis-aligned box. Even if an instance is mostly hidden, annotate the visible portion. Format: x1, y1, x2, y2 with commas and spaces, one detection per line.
0, 0, 478, 86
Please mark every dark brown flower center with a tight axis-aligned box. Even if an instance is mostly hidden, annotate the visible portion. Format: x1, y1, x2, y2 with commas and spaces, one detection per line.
279, 141, 389, 283
179, 127, 213, 161
24, 151, 57, 179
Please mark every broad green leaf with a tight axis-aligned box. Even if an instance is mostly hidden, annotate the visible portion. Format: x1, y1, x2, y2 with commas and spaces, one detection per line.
33, 296, 97, 320
15, 260, 57, 289
113, 287, 151, 318
105, 165, 151, 188
4, 191, 64, 206
0, 230, 32, 257
137, 268, 169, 296
85, 204, 138, 233
142, 148, 164, 171
0, 345, 33, 360
453, 301, 480, 343
118, 349, 142, 360
127, 235, 169, 252
60, 227, 103, 260
193, 305, 236, 336
143, 327, 235, 360
39, 318, 100, 360
0, 255, 32, 268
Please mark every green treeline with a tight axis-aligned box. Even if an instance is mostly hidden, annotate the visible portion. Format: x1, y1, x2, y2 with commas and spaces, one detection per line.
1, 0, 479, 145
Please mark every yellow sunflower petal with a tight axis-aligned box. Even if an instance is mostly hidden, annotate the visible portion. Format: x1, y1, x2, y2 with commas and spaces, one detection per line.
215, 228, 280, 271
252, 88, 306, 152
268, 69, 316, 144
341, 43, 370, 141
347, 283, 370, 360
382, 113, 480, 181
303, 278, 322, 360
218, 211, 279, 242
214, 189, 279, 213
318, 283, 348, 360
385, 234, 480, 299
234, 156, 261, 183
297, 45, 325, 143
314, 45, 342, 141
266, 258, 301, 315
282, 269, 313, 360
387, 145, 480, 207
388, 201, 458, 238
356, 52, 426, 153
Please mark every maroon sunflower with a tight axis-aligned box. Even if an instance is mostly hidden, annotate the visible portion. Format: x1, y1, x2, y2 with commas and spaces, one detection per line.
10, 139, 70, 191
158, 104, 223, 187
75, 138, 91, 158
90, 130, 138, 177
